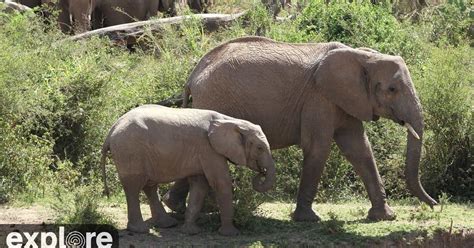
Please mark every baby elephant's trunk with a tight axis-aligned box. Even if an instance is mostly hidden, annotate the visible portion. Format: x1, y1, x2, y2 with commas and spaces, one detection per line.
252, 154, 276, 193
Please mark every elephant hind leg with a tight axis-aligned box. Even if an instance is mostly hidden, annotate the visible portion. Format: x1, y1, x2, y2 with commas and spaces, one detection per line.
163, 179, 189, 214
143, 184, 178, 228
293, 135, 333, 222
120, 175, 149, 233
181, 175, 209, 235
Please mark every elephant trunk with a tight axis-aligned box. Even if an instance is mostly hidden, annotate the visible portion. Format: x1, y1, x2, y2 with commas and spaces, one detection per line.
252, 154, 276, 193
404, 109, 437, 208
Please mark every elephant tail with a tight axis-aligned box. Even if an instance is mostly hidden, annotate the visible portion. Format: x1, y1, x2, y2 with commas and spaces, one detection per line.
182, 83, 191, 108
100, 136, 111, 198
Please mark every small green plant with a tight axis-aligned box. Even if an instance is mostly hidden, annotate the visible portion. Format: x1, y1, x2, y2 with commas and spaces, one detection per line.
323, 211, 344, 234
408, 204, 438, 221
438, 192, 451, 212
52, 186, 115, 226
349, 206, 366, 217
231, 166, 267, 228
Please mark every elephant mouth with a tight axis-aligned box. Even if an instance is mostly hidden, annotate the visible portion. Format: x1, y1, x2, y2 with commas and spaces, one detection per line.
372, 114, 380, 121
254, 160, 267, 176
394, 118, 421, 140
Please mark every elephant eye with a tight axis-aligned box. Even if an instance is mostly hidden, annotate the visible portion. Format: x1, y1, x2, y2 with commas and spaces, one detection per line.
257, 146, 264, 152
388, 86, 396, 93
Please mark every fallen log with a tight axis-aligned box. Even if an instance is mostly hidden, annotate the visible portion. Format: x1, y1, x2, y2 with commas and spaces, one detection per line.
0, 1, 32, 13
66, 11, 247, 42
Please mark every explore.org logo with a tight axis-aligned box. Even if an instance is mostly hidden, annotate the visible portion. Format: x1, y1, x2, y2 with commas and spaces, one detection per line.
0, 224, 118, 248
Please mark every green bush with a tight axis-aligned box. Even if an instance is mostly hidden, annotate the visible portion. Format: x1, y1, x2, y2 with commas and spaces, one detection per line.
53, 186, 115, 225
414, 45, 473, 201
418, 2, 472, 47
297, 1, 433, 65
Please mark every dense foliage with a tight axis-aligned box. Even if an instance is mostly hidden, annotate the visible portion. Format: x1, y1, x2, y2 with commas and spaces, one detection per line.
0, 1, 472, 224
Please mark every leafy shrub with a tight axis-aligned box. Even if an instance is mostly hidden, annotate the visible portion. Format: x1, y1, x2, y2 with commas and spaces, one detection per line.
418, 2, 472, 47
231, 166, 267, 227
53, 186, 115, 225
272, 147, 303, 201
298, 1, 428, 64
413, 45, 473, 201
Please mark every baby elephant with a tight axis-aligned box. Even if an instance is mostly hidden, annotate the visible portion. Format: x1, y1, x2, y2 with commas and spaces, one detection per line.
100, 105, 276, 236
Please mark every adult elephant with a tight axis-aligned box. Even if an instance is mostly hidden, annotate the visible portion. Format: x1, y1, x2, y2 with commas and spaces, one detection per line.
165, 36, 437, 221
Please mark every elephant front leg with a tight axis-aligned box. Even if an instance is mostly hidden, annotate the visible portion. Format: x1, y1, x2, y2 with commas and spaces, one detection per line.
181, 175, 209, 235
214, 184, 239, 236
293, 140, 332, 222
203, 161, 239, 236
334, 119, 395, 221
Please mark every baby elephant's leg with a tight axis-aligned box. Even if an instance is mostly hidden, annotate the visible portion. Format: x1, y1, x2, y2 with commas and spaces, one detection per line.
121, 175, 149, 233
181, 176, 209, 235
143, 184, 178, 228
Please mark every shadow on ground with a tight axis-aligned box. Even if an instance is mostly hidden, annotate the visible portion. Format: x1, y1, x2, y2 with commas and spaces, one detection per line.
117, 213, 474, 247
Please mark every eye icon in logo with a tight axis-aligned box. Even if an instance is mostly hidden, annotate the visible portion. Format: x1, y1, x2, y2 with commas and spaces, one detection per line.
66, 231, 86, 248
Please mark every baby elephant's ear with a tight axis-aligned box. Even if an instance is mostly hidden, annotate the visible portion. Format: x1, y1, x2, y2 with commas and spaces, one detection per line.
208, 120, 247, 166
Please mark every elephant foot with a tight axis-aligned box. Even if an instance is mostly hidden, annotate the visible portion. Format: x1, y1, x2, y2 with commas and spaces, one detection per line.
152, 215, 178, 228
180, 223, 201, 235
218, 225, 240, 236
163, 191, 186, 214
367, 204, 396, 221
292, 206, 321, 222
127, 221, 149, 233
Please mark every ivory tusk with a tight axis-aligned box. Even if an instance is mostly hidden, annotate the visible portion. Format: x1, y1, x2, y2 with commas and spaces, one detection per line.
404, 123, 420, 140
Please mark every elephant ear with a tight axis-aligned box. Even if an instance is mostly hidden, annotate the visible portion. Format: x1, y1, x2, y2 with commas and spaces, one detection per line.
315, 48, 373, 121
208, 120, 247, 166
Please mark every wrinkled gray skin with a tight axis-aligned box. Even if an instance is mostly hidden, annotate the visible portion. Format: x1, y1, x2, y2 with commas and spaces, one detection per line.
100, 105, 276, 236
58, 0, 173, 34
166, 36, 437, 222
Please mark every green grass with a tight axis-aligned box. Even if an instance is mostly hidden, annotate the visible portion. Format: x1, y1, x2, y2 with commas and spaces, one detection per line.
85, 199, 474, 246
4, 199, 471, 246
227, 201, 473, 246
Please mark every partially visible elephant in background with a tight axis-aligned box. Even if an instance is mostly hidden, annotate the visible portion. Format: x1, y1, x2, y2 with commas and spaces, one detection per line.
187, 0, 212, 13
100, 105, 276, 235
164, 36, 437, 222
58, 0, 175, 34
261, 0, 286, 17
16, 0, 49, 8
158, 0, 176, 16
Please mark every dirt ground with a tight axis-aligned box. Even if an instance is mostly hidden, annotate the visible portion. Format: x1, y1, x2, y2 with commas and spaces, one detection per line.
0, 204, 298, 247
1, 203, 473, 247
